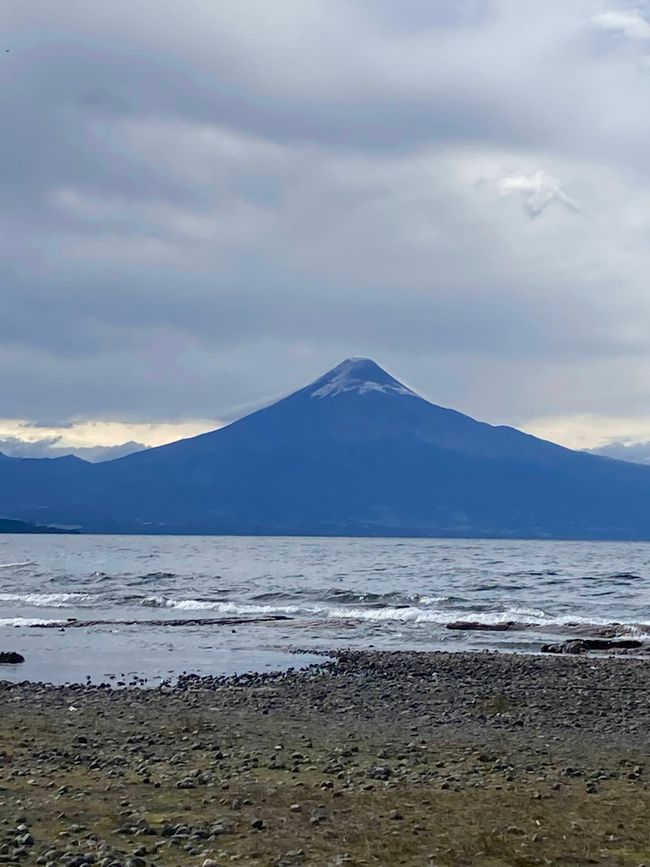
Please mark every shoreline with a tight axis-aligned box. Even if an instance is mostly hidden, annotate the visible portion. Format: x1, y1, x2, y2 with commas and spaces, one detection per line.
1, 611, 649, 691
1, 650, 650, 865
2, 639, 650, 689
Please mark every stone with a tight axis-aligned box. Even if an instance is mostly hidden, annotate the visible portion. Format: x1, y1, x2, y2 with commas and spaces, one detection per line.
446, 622, 515, 632
274, 851, 305, 866
367, 766, 392, 781
175, 778, 196, 789
0, 651, 25, 664
541, 639, 643, 654
310, 806, 329, 824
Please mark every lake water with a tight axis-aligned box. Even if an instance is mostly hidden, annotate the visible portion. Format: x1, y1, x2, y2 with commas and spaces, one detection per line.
1, 534, 649, 684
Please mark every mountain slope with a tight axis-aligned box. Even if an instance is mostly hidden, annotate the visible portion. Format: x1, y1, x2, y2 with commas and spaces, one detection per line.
1, 358, 650, 538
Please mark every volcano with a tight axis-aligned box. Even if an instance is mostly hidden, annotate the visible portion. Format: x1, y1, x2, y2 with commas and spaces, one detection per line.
2, 357, 650, 538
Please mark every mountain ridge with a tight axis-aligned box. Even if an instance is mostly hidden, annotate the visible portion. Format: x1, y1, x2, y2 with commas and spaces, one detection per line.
111, 357, 579, 463
1, 357, 650, 538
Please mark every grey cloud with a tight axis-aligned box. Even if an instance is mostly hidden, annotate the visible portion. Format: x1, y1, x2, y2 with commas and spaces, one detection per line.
0, 2, 596, 161
23, 420, 75, 430
587, 441, 650, 464
496, 170, 581, 217
0, 1, 650, 438
351, 0, 494, 33
592, 10, 650, 39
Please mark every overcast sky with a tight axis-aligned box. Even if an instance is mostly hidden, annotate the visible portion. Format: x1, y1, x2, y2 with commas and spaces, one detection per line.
3, 0, 650, 458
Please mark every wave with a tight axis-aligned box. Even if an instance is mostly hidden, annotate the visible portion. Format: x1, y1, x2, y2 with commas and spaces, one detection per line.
503, 570, 559, 578
251, 588, 450, 607
324, 590, 449, 606
139, 596, 631, 629
2, 593, 648, 636
138, 572, 178, 580
624, 624, 650, 637
137, 596, 650, 634
141, 596, 303, 615
607, 572, 644, 581
0, 617, 65, 627
0, 561, 35, 569
322, 605, 547, 624
0, 592, 101, 608
141, 595, 449, 618
580, 572, 645, 583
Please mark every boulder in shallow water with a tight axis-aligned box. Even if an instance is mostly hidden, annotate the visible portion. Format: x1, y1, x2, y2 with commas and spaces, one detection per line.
541, 639, 642, 654
446, 621, 516, 632
0, 651, 25, 663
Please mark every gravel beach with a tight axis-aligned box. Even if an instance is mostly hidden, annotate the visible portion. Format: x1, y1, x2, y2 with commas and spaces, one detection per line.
1, 650, 649, 867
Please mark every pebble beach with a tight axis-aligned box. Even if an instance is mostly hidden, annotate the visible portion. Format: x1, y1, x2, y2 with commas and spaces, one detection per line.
1, 650, 649, 867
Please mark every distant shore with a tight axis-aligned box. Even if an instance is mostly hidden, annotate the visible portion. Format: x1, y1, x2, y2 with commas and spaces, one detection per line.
0, 518, 78, 534
1, 650, 649, 866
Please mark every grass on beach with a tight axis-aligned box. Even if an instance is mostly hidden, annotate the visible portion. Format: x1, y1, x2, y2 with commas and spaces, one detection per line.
2, 651, 650, 866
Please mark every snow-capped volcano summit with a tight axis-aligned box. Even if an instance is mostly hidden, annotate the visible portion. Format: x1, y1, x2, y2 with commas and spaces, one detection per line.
307, 358, 417, 399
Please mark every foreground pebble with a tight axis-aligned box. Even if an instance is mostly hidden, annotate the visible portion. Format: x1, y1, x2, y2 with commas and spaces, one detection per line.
1, 650, 649, 865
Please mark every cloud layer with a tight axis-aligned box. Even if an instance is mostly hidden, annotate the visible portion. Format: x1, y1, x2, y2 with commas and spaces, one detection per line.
588, 441, 650, 464
3, 0, 650, 451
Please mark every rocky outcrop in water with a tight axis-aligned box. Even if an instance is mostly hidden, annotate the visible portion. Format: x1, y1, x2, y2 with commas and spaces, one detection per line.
0, 651, 25, 663
32, 615, 291, 629
446, 621, 518, 631
541, 638, 644, 654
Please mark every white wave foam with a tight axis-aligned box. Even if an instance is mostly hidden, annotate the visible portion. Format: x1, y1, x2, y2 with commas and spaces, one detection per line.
0, 561, 34, 569
0, 592, 100, 608
0, 617, 65, 627
624, 624, 650, 637
142, 597, 552, 626
139, 596, 647, 631
140, 595, 167, 608
324, 606, 608, 625
142, 597, 303, 616
318, 604, 619, 628
145, 596, 454, 620
414, 595, 449, 605
324, 606, 457, 623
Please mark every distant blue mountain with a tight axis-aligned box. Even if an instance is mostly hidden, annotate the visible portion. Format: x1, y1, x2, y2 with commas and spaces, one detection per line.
2, 357, 650, 538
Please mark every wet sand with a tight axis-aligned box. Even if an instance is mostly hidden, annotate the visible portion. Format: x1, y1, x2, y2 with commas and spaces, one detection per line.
1, 650, 649, 866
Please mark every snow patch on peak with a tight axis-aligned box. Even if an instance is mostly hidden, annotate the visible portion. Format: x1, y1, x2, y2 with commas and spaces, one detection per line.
308, 358, 418, 400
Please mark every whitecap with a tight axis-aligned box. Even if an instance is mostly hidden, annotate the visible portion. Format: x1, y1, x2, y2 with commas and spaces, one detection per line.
0, 592, 100, 608
0, 617, 65, 627
142, 597, 304, 616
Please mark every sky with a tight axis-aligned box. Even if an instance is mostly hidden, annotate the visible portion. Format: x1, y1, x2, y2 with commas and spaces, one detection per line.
3, 0, 650, 461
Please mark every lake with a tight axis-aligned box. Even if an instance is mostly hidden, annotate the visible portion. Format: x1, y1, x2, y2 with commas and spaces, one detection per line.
1, 534, 649, 683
